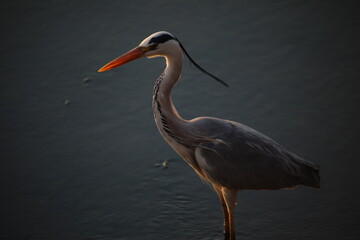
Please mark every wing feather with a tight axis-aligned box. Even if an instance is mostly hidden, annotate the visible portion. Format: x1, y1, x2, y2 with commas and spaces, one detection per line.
190, 117, 320, 190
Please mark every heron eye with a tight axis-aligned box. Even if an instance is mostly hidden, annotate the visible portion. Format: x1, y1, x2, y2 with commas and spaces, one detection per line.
149, 43, 158, 50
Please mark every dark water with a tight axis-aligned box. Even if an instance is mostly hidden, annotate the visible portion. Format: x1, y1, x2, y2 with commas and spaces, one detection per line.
1, 1, 359, 239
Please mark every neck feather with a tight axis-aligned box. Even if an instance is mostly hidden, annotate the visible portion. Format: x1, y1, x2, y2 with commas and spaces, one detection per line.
152, 48, 188, 145
153, 48, 183, 115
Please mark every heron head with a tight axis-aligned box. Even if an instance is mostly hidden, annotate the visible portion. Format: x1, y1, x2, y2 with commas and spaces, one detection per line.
139, 31, 180, 58
98, 31, 228, 87
98, 31, 178, 72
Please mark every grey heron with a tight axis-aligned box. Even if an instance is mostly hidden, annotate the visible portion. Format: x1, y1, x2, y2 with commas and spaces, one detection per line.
98, 31, 320, 240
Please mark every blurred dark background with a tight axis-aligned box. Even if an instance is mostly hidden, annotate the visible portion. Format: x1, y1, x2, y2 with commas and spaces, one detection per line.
1, 1, 359, 239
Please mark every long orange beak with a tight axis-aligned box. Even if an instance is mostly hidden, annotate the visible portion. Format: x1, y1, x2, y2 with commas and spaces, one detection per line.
98, 46, 147, 72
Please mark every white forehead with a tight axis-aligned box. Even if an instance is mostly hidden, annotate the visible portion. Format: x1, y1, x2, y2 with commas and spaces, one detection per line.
139, 31, 174, 46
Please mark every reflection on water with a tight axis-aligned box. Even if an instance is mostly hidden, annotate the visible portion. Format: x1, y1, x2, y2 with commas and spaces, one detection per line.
1, 1, 359, 239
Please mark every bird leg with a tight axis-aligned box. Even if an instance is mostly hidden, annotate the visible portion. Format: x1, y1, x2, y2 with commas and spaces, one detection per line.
222, 187, 237, 240
213, 185, 230, 239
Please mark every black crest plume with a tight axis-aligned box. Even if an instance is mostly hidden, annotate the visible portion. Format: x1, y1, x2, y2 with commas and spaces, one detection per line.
176, 38, 228, 87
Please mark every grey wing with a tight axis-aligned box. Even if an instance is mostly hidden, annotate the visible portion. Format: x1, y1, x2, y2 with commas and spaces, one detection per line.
191, 117, 320, 190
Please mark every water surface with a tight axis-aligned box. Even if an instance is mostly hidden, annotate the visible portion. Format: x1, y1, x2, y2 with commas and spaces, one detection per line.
1, 1, 359, 239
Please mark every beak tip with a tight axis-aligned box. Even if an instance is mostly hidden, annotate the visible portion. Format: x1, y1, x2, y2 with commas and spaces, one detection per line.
97, 66, 109, 72
97, 46, 145, 74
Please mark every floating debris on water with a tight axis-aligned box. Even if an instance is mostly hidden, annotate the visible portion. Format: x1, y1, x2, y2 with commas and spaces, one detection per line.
64, 99, 71, 106
82, 77, 91, 83
154, 159, 169, 169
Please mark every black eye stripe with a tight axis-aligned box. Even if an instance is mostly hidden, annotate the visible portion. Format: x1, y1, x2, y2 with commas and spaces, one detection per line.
149, 43, 158, 50
149, 34, 175, 44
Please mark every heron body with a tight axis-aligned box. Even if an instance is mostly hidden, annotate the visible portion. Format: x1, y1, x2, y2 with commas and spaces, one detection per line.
98, 31, 320, 240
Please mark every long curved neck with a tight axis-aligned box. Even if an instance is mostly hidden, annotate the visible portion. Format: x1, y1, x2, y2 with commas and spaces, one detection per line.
154, 53, 182, 116
152, 49, 188, 145
151, 47, 204, 174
